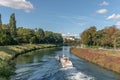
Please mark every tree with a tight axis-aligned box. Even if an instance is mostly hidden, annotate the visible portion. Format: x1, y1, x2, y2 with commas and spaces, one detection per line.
80, 26, 96, 46
2, 24, 11, 35
0, 14, 2, 24
44, 31, 63, 44
93, 30, 103, 46
81, 30, 89, 45
101, 26, 118, 48
0, 13, 2, 33
29, 36, 39, 44
112, 30, 120, 49
17, 27, 35, 43
80, 25, 119, 48
0, 33, 15, 45
53, 33, 63, 44
35, 28, 45, 43
9, 13, 17, 37
44, 31, 54, 43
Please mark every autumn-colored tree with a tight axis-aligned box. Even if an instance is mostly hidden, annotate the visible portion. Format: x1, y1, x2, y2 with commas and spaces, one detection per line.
112, 30, 120, 49
81, 30, 90, 45
80, 25, 119, 48
81, 26, 96, 46
101, 26, 118, 47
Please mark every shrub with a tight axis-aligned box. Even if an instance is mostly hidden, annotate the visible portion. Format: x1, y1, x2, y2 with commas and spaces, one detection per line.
0, 60, 13, 80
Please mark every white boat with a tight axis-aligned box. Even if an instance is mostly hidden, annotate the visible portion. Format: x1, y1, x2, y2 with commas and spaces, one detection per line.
60, 55, 73, 68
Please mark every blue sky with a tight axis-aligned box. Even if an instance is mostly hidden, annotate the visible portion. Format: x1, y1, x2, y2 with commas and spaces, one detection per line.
0, 0, 120, 36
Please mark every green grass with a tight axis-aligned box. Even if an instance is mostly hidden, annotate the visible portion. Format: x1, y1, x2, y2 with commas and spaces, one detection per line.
0, 44, 56, 59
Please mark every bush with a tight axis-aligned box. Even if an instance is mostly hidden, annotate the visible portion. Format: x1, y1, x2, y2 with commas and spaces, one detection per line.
0, 60, 13, 80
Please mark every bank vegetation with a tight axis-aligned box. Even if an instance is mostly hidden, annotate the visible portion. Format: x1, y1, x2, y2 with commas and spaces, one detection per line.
0, 13, 63, 80
71, 47, 120, 73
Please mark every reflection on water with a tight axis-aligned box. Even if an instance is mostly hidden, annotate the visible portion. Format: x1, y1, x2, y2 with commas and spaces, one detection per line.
11, 47, 120, 80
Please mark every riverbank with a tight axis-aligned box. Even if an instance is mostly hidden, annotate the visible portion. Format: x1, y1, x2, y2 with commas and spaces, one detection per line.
0, 44, 56, 80
70, 47, 120, 74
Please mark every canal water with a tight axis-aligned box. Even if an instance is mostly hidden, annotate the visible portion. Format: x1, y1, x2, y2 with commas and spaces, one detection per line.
11, 46, 120, 80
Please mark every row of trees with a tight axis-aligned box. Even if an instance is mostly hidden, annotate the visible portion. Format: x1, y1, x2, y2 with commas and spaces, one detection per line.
80, 26, 120, 49
0, 13, 63, 45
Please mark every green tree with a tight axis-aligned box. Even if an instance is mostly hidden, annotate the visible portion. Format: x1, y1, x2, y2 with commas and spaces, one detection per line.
44, 31, 54, 43
17, 27, 35, 43
93, 30, 103, 46
88, 26, 96, 46
53, 33, 63, 44
9, 13, 17, 37
0, 14, 2, 33
29, 36, 39, 44
2, 24, 11, 35
35, 28, 45, 43
44, 31, 63, 44
80, 26, 96, 46
0, 33, 15, 45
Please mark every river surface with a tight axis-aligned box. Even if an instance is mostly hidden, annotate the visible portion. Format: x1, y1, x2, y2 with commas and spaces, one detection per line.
11, 46, 120, 80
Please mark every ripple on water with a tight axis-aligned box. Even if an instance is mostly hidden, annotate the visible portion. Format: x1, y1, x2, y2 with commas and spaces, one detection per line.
60, 67, 95, 80
11, 47, 120, 80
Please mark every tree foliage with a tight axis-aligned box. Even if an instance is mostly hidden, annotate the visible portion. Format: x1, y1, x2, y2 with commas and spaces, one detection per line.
44, 31, 63, 44
112, 30, 120, 49
80, 26, 120, 48
0, 13, 63, 45
17, 27, 35, 43
9, 13, 17, 37
0, 13, 2, 33
35, 28, 45, 43
81, 26, 96, 46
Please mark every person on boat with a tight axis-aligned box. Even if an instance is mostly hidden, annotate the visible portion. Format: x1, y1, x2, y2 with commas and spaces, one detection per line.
65, 57, 70, 63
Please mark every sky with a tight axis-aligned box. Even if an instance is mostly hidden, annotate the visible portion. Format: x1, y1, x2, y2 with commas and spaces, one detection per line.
0, 0, 120, 37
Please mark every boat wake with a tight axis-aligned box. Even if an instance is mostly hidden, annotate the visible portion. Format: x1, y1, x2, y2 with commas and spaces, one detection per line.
57, 54, 94, 80
60, 67, 95, 80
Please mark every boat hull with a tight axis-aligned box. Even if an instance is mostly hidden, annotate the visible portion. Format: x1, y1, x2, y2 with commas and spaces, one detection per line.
60, 57, 73, 68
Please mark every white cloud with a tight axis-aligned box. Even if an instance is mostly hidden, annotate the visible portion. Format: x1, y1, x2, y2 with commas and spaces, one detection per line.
0, 0, 34, 12
100, 1, 109, 6
115, 21, 120, 26
107, 14, 120, 20
96, 9, 108, 14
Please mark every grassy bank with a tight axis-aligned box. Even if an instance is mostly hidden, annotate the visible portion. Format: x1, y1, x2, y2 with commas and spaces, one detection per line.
70, 47, 120, 73
0, 44, 56, 80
